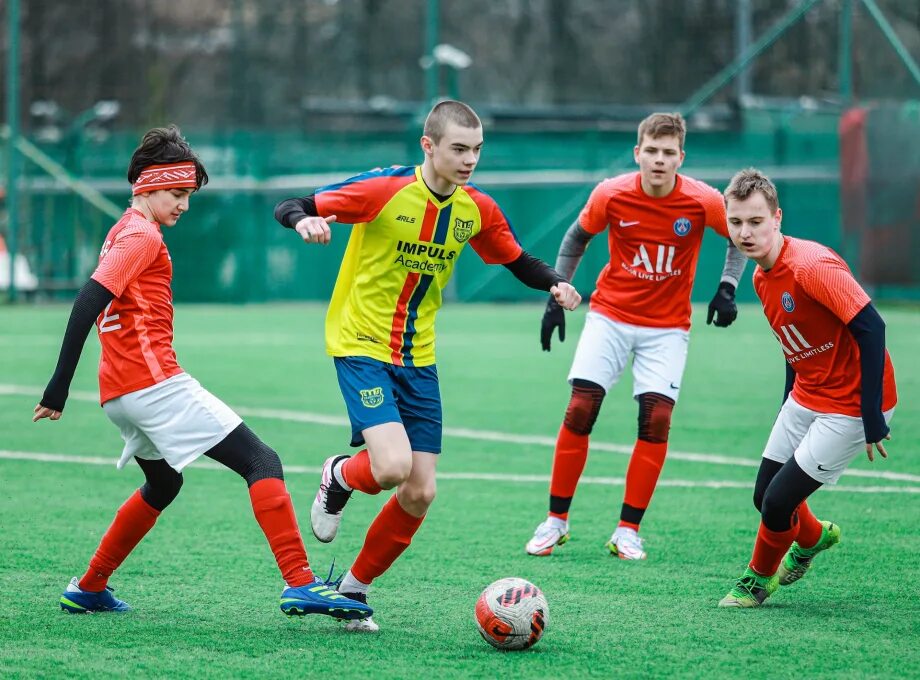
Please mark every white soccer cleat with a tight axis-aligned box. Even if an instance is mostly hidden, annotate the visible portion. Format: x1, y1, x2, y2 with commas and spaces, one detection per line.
345, 616, 379, 632
310, 455, 353, 543
606, 526, 647, 560
525, 518, 570, 556
339, 591, 379, 632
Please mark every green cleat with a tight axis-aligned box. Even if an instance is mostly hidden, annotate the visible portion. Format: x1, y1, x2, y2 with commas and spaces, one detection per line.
718, 567, 779, 608
777, 520, 841, 586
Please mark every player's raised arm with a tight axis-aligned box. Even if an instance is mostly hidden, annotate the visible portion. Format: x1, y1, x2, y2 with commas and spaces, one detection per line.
33, 279, 115, 421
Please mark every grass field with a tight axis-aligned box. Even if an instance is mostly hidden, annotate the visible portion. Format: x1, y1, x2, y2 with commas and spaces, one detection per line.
1, 303, 918, 679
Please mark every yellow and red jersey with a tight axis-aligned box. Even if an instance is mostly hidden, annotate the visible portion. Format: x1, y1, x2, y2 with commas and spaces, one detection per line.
753, 236, 897, 416
578, 172, 728, 330
91, 208, 182, 403
316, 165, 522, 367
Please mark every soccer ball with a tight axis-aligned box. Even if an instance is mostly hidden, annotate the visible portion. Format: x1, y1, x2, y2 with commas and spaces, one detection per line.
474, 577, 549, 651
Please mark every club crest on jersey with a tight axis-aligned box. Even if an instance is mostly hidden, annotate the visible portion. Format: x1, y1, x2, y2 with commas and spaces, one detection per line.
453, 218, 474, 243
359, 387, 384, 408
781, 292, 795, 312
673, 217, 692, 237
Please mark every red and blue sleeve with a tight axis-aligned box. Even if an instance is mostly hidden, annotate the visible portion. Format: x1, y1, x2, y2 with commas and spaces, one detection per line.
465, 186, 523, 265
314, 166, 416, 224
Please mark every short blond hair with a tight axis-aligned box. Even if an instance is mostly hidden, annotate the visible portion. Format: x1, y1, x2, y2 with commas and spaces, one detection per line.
724, 168, 780, 212
423, 100, 482, 143
637, 112, 686, 149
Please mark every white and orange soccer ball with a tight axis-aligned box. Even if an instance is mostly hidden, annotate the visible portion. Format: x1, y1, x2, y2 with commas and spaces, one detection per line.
474, 577, 549, 650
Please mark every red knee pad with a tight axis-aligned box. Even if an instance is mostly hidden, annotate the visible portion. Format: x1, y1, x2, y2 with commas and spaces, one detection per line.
637, 393, 674, 443
563, 382, 605, 435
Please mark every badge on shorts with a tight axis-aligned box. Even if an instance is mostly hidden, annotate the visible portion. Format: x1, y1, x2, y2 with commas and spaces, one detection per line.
359, 387, 384, 408
781, 292, 795, 312
673, 217, 692, 236
453, 217, 474, 243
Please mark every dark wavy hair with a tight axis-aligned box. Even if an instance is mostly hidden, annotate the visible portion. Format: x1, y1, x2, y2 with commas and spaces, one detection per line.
127, 125, 208, 190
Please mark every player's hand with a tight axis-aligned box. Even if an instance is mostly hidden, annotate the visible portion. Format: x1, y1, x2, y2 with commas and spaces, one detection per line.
294, 215, 336, 245
540, 297, 565, 352
550, 282, 581, 311
866, 433, 891, 462
33, 403, 62, 422
707, 281, 738, 327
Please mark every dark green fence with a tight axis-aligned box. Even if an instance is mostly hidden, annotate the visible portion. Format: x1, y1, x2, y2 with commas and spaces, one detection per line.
11, 107, 844, 303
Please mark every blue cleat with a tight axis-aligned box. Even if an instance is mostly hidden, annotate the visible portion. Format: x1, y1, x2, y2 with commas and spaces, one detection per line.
60, 577, 131, 614
280, 578, 373, 620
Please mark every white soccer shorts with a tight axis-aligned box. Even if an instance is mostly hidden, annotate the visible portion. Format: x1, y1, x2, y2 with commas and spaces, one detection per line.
567, 311, 689, 403
104, 372, 243, 473
762, 396, 895, 485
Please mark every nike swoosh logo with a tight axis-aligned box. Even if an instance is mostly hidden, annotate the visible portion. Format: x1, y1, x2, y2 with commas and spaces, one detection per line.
817, 464, 830, 471
670, 383, 680, 390
619, 220, 640, 227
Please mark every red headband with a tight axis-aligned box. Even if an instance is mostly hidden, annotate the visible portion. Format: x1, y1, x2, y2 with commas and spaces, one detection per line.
132, 162, 198, 195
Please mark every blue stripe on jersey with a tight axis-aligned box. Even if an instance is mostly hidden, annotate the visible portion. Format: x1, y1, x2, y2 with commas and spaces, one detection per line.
432, 203, 453, 245
466, 182, 522, 245
400, 274, 435, 366
315, 165, 416, 194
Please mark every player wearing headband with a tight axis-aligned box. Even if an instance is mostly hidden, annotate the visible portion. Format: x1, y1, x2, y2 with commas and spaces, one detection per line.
35, 125, 371, 621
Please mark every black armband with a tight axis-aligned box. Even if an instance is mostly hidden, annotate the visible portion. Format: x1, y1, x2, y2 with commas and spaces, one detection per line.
847, 302, 888, 442
274, 194, 318, 229
41, 279, 115, 411
503, 250, 566, 292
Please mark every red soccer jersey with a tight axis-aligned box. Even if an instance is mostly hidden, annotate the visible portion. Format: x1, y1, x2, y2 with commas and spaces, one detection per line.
578, 172, 728, 330
90, 208, 182, 403
752, 236, 897, 416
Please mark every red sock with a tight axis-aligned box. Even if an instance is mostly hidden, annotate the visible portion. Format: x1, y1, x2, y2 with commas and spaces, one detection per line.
618, 440, 668, 531
79, 489, 160, 592
350, 495, 424, 585
548, 424, 589, 521
249, 478, 314, 587
341, 449, 382, 495
795, 501, 823, 549
750, 520, 798, 576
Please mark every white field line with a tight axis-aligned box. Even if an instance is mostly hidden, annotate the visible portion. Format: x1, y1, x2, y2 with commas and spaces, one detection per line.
2, 383, 918, 485
0, 450, 917, 495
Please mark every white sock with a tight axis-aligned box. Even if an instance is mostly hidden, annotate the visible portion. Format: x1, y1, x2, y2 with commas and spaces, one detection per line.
338, 570, 370, 596
332, 457, 352, 491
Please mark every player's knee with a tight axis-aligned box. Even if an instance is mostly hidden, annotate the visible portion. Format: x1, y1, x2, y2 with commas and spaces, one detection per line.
563, 380, 605, 435
752, 486, 765, 513
244, 442, 284, 486
637, 392, 674, 443
400, 480, 437, 511
373, 455, 413, 489
140, 473, 183, 511
760, 487, 795, 531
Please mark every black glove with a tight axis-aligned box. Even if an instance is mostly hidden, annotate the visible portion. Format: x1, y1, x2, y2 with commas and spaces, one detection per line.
540, 296, 565, 351
706, 281, 737, 327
